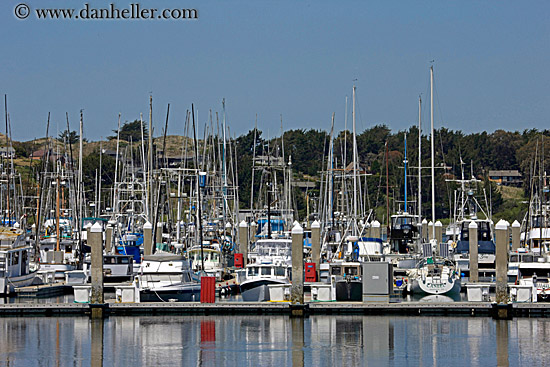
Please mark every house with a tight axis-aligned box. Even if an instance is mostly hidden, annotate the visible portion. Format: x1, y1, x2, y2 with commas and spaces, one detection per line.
0, 147, 15, 159
488, 170, 522, 187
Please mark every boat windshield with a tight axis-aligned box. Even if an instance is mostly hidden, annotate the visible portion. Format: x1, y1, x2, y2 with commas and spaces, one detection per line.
261, 267, 271, 276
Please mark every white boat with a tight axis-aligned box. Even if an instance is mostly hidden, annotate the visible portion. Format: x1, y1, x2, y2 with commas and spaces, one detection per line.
0, 227, 37, 294
136, 254, 200, 302
187, 243, 223, 280
409, 257, 461, 295
248, 238, 292, 266
239, 263, 292, 302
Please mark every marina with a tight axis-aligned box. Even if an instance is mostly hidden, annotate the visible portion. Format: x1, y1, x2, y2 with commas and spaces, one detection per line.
2, 1, 550, 365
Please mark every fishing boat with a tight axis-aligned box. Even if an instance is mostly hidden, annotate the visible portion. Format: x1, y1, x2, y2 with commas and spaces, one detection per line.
408, 256, 461, 295
0, 227, 37, 294
187, 242, 223, 280
135, 254, 200, 302
239, 263, 292, 302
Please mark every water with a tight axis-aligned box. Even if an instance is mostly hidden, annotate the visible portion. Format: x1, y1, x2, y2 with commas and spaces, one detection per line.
0, 315, 548, 366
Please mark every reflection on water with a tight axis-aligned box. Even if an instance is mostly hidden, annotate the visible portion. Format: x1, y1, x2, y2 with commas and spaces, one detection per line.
0, 315, 549, 366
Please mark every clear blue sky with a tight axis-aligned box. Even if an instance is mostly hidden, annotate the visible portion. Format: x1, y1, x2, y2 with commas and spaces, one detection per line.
1, 0, 549, 141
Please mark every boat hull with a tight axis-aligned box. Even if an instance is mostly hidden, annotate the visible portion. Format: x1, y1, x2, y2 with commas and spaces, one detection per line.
411, 277, 461, 295
240, 279, 288, 302
140, 284, 201, 302
335, 280, 362, 301
0, 272, 38, 295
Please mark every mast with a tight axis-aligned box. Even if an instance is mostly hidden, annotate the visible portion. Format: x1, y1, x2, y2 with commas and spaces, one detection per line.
352, 85, 358, 233
191, 104, 204, 272
148, 95, 153, 221
404, 133, 408, 213
79, 111, 83, 227
430, 65, 436, 240
112, 114, 121, 217
418, 95, 422, 224
4, 95, 10, 224
386, 142, 390, 235
56, 174, 60, 251
250, 115, 257, 211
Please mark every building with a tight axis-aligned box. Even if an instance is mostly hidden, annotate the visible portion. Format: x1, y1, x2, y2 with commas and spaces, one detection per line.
0, 147, 15, 159
488, 170, 522, 187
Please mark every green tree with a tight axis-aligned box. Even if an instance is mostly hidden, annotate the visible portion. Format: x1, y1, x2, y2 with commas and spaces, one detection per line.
109, 120, 148, 142
57, 130, 82, 144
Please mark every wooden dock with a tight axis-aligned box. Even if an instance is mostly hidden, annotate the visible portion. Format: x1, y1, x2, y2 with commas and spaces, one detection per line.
0, 301, 548, 318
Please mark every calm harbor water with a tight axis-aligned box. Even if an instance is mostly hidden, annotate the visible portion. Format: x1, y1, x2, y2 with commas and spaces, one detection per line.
0, 315, 549, 366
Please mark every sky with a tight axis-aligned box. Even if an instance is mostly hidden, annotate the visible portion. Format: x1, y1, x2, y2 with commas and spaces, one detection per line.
0, 0, 549, 141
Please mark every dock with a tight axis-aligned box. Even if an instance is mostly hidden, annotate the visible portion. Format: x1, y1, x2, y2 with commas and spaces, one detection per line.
0, 301, 548, 318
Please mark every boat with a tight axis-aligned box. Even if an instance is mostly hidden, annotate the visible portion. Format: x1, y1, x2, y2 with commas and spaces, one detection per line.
135, 254, 200, 302
239, 263, 292, 302
408, 256, 461, 295
329, 261, 363, 301
187, 242, 223, 280
0, 227, 37, 295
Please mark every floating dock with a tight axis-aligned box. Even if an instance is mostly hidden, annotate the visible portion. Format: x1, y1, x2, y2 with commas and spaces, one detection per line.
0, 301, 548, 318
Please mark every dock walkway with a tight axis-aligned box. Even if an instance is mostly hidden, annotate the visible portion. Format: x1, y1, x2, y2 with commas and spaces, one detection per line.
0, 301, 548, 317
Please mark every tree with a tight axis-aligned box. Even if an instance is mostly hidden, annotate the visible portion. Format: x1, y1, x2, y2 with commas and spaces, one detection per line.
57, 130, 82, 144
109, 120, 148, 142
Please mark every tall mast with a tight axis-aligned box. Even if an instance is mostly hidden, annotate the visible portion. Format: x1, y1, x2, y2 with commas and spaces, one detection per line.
418, 95, 422, 223
98, 141, 102, 215
56, 174, 60, 251
250, 115, 257, 211
404, 133, 408, 213
191, 104, 204, 271
112, 113, 121, 217
148, 95, 153, 221
79, 111, 83, 225
430, 66, 436, 239
352, 85, 358, 232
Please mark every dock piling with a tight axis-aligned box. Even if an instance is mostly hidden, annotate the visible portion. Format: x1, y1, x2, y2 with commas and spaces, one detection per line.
238, 220, 248, 263
469, 221, 479, 282
90, 222, 104, 318
512, 220, 520, 251
143, 221, 153, 256
105, 223, 113, 254
371, 220, 381, 240
311, 220, 320, 280
421, 219, 428, 242
291, 222, 304, 309
495, 220, 509, 317
155, 222, 162, 248
435, 221, 443, 248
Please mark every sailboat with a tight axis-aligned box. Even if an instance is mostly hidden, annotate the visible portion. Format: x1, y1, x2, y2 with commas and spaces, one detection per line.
408, 66, 461, 295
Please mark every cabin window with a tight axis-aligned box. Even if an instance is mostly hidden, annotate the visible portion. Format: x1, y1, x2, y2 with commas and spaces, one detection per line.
275, 267, 285, 276
261, 267, 271, 276
12, 252, 19, 266
248, 267, 258, 276
510, 255, 519, 262
331, 267, 341, 275
212, 253, 219, 262
120, 257, 129, 264
344, 267, 358, 275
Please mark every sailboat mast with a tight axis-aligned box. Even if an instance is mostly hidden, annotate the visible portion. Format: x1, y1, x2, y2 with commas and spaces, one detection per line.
352, 85, 358, 231
430, 66, 436, 239
418, 95, 422, 223
112, 114, 121, 218
191, 104, 204, 271
404, 133, 408, 213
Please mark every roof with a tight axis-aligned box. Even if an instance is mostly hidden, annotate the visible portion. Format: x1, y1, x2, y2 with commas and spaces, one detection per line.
488, 170, 521, 177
